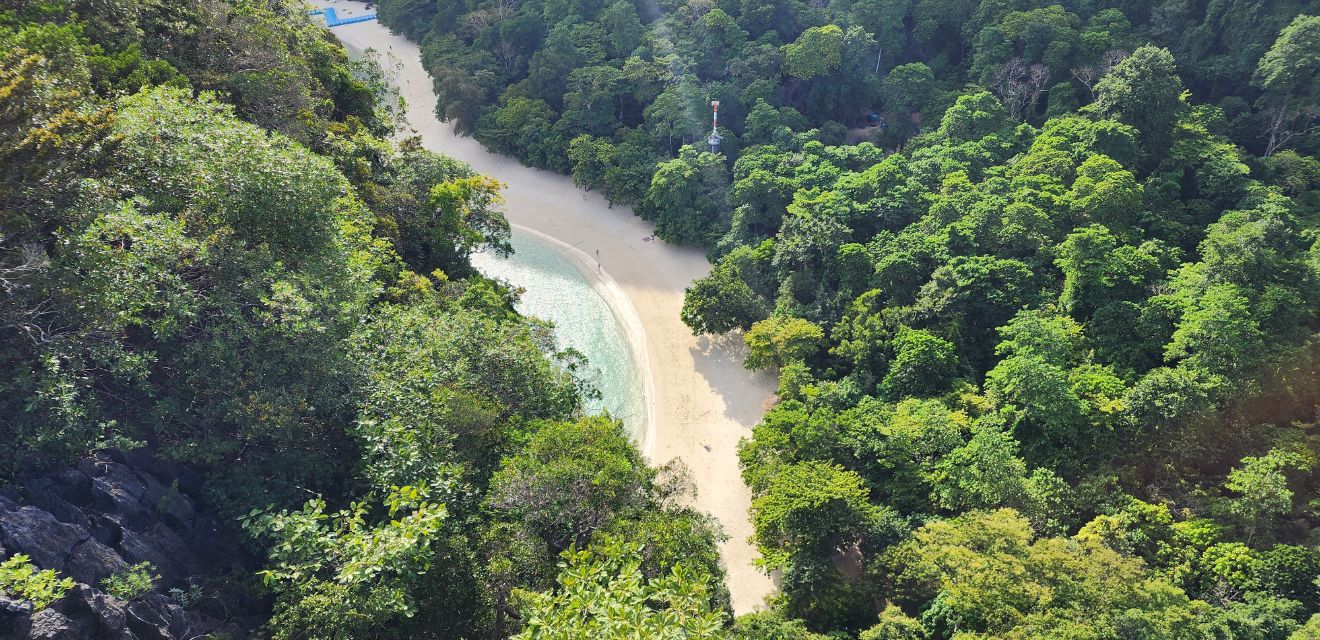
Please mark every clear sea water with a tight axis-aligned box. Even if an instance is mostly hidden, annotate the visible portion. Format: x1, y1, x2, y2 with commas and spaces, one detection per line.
471, 231, 645, 439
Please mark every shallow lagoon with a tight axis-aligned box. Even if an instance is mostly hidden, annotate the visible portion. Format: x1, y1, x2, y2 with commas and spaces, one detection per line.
472, 230, 646, 439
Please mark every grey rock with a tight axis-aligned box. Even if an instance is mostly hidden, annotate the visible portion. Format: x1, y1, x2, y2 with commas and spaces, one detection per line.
90, 592, 127, 633
87, 513, 124, 549
0, 504, 84, 571
0, 595, 33, 640
25, 608, 89, 640
68, 537, 128, 586
0, 506, 126, 583
0, 594, 33, 614
2, 452, 259, 639
118, 523, 194, 584
76, 458, 102, 480
54, 584, 127, 634
18, 480, 92, 530
96, 450, 127, 466
125, 594, 190, 640
140, 478, 195, 532
91, 464, 147, 526
50, 469, 93, 505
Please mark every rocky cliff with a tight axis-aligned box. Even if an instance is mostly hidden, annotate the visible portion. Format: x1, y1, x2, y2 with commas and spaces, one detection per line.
1, 451, 261, 639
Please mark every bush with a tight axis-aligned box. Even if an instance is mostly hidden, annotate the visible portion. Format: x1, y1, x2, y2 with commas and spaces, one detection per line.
0, 554, 75, 611
101, 562, 157, 600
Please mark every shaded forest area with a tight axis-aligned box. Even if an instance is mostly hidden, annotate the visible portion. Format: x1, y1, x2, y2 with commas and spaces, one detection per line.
377, 0, 1320, 637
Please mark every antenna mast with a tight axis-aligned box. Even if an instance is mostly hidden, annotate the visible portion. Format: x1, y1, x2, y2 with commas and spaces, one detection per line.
707, 100, 722, 153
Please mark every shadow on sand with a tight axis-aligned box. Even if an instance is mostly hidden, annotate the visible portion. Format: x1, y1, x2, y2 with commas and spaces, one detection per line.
690, 333, 777, 428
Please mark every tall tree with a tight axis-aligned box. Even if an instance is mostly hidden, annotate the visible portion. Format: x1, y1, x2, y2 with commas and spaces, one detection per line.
1091, 46, 1186, 156
1252, 15, 1320, 156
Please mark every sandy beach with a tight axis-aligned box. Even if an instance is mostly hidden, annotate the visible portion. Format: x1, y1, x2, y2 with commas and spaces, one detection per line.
311, 1, 778, 613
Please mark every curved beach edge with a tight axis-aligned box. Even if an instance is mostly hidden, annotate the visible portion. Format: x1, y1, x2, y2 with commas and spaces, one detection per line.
509, 223, 658, 460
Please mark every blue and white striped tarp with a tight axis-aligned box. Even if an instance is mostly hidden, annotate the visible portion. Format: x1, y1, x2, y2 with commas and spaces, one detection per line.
307, 7, 376, 26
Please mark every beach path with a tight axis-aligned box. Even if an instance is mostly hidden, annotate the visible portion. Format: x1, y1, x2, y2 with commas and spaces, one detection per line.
312, 0, 778, 613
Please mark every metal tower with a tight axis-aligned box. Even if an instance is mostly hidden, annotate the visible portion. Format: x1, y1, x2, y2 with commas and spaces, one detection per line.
707, 100, 722, 153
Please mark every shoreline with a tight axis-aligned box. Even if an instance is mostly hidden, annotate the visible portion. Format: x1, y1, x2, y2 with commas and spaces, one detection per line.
507, 223, 657, 459
311, 0, 779, 613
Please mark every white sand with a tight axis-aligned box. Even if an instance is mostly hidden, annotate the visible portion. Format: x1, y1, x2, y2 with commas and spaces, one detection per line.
312, 1, 777, 613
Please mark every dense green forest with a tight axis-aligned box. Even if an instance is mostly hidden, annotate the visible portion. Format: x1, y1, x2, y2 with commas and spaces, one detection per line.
373, 0, 1320, 637
380, 0, 1319, 245
0, 0, 733, 637
5, 0, 1320, 637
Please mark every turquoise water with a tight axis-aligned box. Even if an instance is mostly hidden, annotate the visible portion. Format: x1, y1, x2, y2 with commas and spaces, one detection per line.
471, 231, 645, 438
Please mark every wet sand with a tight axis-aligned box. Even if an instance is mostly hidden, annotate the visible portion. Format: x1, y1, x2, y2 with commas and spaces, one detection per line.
310, 1, 777, 613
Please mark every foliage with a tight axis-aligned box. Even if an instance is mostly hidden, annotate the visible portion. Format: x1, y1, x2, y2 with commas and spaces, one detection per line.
1, 4, 721, 639
243, 486, 452, 639
681, 261, 769, 335
8, 0, 1320, 637
750, 460, 883, 571
879, 328, 960, 399
1252, 15, 1320, 156
731, 610, 831, 639
678, 3, 1320, 636
0, 554, 74, 611
882, 509, 1203, 638
101, 562, 158, 601
1224, 448, 1315, 544
377, 0, 1319, 255
487, 417, 654, 552
637, 146, 731, 246
743, 316, 825, 370
784, 26, 844, 81
350, 298, 580, 487
511, 538, 726, 639
1090, 46, 1185, 156
859, 604, 926, 640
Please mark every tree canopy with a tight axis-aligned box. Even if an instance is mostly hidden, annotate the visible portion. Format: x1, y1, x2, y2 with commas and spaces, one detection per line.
0, 2, 724, 637
5, 0, 1320, 637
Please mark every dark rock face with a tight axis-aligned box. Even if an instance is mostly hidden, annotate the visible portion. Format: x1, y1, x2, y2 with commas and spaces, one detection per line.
1, 451, 259, 639
0, 504, 125, 586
